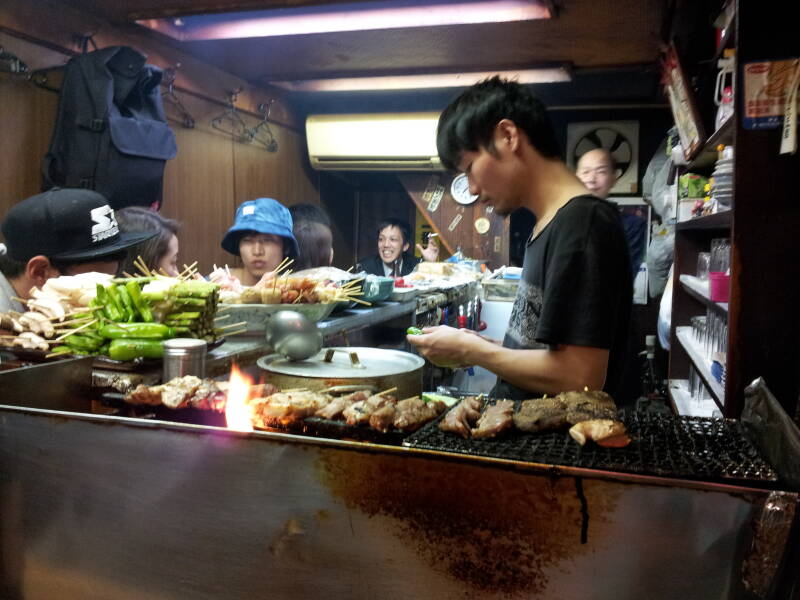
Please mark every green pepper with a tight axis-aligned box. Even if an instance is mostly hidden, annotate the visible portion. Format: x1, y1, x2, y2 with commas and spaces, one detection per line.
171, 281, 217, 298
106, 284, 129, 321
108, 338, 164, 361
95, 284, 116, 320
126, 281, 153, 322
99, 322, 175, 340
407, 327, 423, 335
111, 277, 153, 285
65, 333, 104, 352
166, 311, 201, 320
117, 285, 137, 322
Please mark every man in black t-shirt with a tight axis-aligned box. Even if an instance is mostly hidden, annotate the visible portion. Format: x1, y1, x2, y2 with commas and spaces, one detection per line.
407, 77, 632, 401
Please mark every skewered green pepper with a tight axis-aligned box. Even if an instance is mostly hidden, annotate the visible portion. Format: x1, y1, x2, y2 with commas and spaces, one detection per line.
406, 327, 423, 335
99, 322, 175, 340
126, 281, 153, 322
108, 338, 164, 361
117, 285, 137, 322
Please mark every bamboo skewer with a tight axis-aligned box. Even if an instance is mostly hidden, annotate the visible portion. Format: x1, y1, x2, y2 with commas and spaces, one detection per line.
220, 328, 247, 337
377, 387, 398, 397
133, 256, 153, 277
216, 321, 248, 331
214, 314, 231, 322
53, 318, 98, 341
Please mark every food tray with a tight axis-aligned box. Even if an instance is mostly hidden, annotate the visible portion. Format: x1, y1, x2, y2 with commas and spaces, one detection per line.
0, 338, 225, 372
218, 303, 336, 333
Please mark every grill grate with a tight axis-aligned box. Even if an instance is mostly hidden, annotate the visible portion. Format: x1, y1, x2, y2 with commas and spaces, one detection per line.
404, 406, 778, 484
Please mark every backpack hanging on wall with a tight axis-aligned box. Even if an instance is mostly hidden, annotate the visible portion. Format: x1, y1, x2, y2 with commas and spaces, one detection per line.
42, 46, 177, 210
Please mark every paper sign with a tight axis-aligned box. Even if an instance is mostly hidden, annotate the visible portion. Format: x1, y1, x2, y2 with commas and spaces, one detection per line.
494, 236, 501, 252
743, 58, 800, 130
447, 213, 463, 231
422, 177, 445, 212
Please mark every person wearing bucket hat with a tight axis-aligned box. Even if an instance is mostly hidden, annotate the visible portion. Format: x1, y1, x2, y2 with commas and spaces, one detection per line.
219, 198, 299, 287
0, 188, 157, 313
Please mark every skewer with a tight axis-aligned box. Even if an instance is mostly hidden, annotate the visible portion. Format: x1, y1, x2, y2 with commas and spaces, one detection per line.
53, 318, 98, 341
273, 256, 292, 275
346, 266, 354, 273
216, 321, 248, 331
377, 387, 398, 397
214, 314, 231, 322
11, 296, 28, 304
225, 264, 232, 277
220, 328, 247, 337
122, 271, 136, 278
343, 296, 371, 306
215, 305, 232, 314
133, 256, 152, 277
45, 350, 73, 359
281, 387, 309, 393
179, 261, 198, 279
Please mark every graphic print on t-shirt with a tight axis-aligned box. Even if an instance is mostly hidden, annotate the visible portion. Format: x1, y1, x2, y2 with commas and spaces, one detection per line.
505, 279, 548, 349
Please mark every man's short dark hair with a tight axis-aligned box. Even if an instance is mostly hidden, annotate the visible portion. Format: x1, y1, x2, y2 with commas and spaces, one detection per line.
436, 76, 561, 172
377, 218, 412, 246
0, 253, 27, 279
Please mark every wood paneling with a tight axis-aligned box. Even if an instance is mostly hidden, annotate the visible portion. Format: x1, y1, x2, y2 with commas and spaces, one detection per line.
399, 173, 509, 270
0, 73, 57, 216
0, 1, 319, 276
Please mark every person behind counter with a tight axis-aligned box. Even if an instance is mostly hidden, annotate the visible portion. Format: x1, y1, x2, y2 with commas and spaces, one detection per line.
219, 197, 299, 287
408, 76, 632, 401
576, 148, 646, 276
358, 218, 439, 277
289, 203, 334, 271
0, 188, 156, 313
116, 207, 181, 277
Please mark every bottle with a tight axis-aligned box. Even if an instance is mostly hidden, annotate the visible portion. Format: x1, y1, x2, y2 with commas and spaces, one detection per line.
715, 86, 734, 130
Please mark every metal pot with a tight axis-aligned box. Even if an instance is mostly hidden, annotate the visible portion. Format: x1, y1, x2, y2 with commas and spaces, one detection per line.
256, 347, 424, 398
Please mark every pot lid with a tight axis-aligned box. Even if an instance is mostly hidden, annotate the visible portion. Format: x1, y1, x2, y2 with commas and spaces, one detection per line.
258, 346, 424, 378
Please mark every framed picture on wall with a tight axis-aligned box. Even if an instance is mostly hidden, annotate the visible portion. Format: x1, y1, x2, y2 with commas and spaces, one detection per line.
566, 120, 640, 194
662, 43, 706, 160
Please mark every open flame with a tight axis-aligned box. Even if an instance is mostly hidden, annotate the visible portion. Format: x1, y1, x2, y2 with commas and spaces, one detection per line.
225, 364, 254, 432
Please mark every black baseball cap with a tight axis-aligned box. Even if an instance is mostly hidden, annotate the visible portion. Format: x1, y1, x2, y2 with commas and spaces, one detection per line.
1, 188, 158, 262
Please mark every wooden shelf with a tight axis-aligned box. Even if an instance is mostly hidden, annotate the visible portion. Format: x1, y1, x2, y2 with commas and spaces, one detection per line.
679, 274, 728, 312
675, 326, 725, 407
688, 115, 735, 169
676, 210, 731, 231
668, 379, 720, 417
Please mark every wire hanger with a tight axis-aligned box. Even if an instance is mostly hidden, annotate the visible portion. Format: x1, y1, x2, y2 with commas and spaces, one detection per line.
161, 64, 195, 128
210, 88, 251, 142
246, 99, 279, 152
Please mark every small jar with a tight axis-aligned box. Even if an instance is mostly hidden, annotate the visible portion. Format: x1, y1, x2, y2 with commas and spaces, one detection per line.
163, 338, 207, 381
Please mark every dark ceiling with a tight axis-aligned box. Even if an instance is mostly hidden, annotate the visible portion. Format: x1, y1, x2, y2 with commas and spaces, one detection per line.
65, 0, 669, 114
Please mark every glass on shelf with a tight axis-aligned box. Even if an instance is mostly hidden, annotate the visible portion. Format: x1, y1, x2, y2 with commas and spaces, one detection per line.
696, 252, 711, 281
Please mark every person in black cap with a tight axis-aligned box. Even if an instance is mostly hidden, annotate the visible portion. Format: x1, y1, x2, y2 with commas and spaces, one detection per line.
0, 188, 157, 313
218, 197, 299, 287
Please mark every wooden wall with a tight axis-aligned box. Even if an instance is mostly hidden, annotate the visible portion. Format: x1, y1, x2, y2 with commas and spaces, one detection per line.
0, 0, 319, 275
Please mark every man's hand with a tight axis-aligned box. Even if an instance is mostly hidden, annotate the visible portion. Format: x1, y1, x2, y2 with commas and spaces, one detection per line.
416, 237, 439, 262
406, 325, 472, 368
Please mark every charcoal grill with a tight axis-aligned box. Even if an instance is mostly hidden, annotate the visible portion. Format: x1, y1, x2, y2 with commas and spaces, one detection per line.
404, 408, 778, 486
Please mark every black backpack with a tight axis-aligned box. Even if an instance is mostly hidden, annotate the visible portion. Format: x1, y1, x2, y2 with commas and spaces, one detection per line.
42, 46, 177, 210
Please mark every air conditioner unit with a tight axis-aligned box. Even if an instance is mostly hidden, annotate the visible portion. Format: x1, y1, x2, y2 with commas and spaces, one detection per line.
306, 112, 443, 171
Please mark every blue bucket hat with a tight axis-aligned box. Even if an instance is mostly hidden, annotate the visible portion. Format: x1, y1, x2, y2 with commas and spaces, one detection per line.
221, 198, 299, 257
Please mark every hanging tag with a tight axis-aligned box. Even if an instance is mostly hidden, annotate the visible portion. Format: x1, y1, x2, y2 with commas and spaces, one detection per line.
779, 59, 800, 155
422, 176, 445, 212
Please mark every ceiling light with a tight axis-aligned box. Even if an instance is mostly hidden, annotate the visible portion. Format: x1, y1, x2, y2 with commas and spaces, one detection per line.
138, 0, 551, 40
270, 67, 572, 92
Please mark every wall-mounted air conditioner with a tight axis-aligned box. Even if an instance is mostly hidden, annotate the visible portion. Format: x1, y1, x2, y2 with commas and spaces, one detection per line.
306, 112, 443, 171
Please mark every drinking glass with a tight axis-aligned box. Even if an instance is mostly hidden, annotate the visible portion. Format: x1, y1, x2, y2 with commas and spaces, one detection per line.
696, 252, 711, 281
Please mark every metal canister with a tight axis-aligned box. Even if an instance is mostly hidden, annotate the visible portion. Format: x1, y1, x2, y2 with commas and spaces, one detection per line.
162, 338, 207, 381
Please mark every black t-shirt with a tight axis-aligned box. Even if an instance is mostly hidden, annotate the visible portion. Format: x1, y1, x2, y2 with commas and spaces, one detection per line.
492, 195, 633, 401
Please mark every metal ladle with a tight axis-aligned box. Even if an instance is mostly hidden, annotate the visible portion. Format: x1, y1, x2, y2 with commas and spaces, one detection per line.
265, 310, 323, 361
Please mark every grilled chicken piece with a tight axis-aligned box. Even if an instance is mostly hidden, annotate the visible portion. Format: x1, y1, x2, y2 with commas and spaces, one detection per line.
440, 396, 484, 438
369, 404, 397, 432
569, 419, 630, 447
125, 376, 247, 411
252, 391, 332, 424
343, 393, 396, 426
315, 390, 370, 420
393, 397, 446, 432
471, 400, 515, 439
514, 390, 617, 433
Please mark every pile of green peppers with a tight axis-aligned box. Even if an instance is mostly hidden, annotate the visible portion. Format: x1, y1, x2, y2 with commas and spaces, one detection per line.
54, 281, 176, 361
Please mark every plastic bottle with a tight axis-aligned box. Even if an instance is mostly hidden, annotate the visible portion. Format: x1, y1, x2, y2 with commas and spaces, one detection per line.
716, 86, 734, 130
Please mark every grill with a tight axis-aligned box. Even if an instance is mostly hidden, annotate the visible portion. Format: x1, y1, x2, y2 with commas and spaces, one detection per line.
404, 408, 778, 485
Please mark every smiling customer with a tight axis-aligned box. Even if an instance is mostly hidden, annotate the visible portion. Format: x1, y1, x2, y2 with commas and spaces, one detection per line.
358, 218, 438, 277
220, 198, 299, 287
408, 77, 633, 402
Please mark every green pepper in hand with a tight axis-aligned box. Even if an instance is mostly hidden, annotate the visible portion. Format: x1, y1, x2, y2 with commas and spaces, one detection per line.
407, 327, 423, 336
